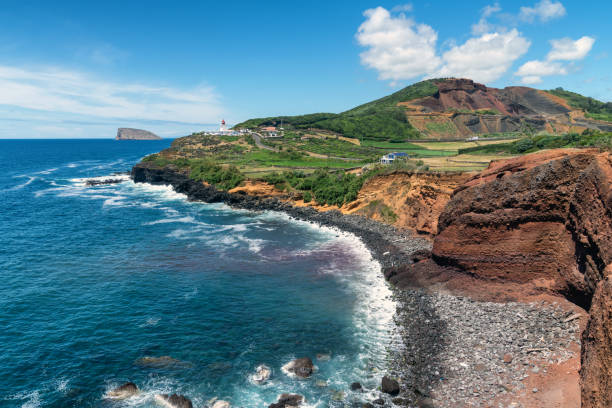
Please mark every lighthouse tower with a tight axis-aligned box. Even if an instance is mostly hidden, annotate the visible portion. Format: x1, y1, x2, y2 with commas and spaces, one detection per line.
220, 119, 227, 132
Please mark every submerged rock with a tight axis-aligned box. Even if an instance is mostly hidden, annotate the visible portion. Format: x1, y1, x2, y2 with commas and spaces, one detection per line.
316, 353, 331, 361
211, 400, 231, 408
350, 382, 363, 391
381, 375, 400, 395
106, 382, 139, 399
154, 393, 193, 408
250, 364, 271, 384
268, 393, 304, 408
135, 355, 191, 369
282, 357, 314, 378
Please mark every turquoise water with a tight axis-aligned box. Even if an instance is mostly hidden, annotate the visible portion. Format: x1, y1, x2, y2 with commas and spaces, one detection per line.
0, 140, 397, 407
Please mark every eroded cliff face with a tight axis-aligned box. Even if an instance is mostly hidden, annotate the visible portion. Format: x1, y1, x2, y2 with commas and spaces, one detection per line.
582, 276, 612, 408
387, 149, 611, 407
344, 171, 468, 236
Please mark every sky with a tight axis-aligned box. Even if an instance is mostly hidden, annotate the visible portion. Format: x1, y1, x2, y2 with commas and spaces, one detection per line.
0, 0, 610, 138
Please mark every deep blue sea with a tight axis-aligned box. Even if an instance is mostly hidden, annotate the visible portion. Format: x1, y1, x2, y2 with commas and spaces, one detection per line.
0, 140, 397, 408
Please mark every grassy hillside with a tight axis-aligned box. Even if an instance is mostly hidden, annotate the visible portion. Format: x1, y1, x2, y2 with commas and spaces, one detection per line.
548, 88, 612, 122
234, 80, 439, 142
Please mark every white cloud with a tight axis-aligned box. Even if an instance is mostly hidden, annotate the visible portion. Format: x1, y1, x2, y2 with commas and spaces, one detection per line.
515, 36, 595, 84
547, 36, 595, 61
356, 7, 441, 81
391, 4, 413, 13
471, 2, 502, 35
434, 29, 531, 83
0, 65, 224, 124
357, 6, 530, 84
519, 0, 566, 22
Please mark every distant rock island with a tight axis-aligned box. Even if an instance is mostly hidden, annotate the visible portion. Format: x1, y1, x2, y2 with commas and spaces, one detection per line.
116, 128, 161, 140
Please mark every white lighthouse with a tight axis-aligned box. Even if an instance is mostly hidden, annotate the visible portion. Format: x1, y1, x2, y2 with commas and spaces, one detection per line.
220, 119, 227, 132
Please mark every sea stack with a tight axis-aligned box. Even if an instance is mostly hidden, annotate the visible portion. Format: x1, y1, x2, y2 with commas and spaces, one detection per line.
116, 128, 161, 140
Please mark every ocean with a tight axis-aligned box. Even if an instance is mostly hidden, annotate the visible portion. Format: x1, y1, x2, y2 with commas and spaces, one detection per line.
0, 139, 397, 407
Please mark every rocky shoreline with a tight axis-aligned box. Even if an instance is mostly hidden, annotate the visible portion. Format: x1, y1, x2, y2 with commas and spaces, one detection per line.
130, 162, 583, 407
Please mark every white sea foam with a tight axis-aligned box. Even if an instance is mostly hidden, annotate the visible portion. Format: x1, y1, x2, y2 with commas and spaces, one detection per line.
140, 317, 160, 327
5, 176, 37, 191
144, 216, 197, 226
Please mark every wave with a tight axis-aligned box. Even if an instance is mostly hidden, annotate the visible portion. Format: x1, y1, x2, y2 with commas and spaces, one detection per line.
143, 216, 197, 226
3, 176, 38, 192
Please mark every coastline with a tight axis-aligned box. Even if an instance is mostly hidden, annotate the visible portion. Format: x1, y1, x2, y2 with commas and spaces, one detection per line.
130, 162, 583, 407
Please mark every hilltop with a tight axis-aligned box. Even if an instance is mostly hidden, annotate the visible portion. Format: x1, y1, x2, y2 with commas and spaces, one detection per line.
235, 78, 612, 140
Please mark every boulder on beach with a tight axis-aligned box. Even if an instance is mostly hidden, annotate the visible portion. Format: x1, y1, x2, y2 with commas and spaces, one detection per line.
282, 357, 314, 378
250, 364, 271, 384
106, 382, 139, 399
268, 393, 304, 408
381, 375, 400, 395
154, 393, 193, 408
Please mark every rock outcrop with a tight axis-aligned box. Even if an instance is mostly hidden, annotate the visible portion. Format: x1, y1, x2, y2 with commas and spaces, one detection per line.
154, 394, 193, 408
282, 357, 314, 378
116, 128, 161, 140
106, 382, 139, 399
268, 393, 304, 408
388, 148, 612, 407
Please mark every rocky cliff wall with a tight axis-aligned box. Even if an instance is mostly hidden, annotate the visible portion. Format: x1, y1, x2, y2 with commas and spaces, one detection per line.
387, 149, 611, 407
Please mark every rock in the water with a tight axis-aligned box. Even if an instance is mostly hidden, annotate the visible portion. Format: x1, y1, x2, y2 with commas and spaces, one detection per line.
381, 375, 400, 395
350, 382, 362, 391
316, 353, 331, 361
86, 178, 125, 186
212, 400, 231, 408
251, 364, 271, 384
135, 355, 191, 368
154, 393, 193, 408
372, 398, 385, 405
116, 128, 161, 140
268, 393, 304, 408
282, 357, 314, 378
106, 382, 139, 399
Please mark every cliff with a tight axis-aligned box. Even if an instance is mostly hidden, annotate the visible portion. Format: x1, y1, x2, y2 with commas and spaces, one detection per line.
116, 128, 161, 140
387, 149, 612, 407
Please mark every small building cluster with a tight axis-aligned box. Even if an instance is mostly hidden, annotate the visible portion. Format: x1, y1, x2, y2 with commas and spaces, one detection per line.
260, 126, 281, 138
380, 152, 409, 165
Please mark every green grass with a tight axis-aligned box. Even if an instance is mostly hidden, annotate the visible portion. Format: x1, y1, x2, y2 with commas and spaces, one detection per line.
458, 131, 612, 155
548, 88, 612, 122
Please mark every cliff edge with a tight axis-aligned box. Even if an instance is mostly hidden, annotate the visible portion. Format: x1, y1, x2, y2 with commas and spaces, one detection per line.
388, 148, 611, 407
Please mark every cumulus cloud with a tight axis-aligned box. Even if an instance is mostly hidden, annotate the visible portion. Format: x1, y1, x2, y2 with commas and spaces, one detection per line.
0, 65, 224, 124
356, 7, 440, 81
357, 6, 530, 84
547, 36, 595, 61
519, 0, 566, 22
516, 36, 595, 83
434, 29, 531, 83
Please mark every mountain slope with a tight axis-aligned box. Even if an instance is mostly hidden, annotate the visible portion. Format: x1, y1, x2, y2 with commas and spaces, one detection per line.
235, 78, 612, 141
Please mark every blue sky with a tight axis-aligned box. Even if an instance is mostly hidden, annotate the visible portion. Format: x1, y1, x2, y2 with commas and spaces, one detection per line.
0, 0, 609, 138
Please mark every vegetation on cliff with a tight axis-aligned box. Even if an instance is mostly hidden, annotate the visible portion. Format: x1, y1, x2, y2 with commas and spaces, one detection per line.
458, 130, 612, 155
548, 87, 612, 122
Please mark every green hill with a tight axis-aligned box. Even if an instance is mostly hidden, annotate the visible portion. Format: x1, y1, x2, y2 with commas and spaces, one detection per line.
234, 80, 439, 142
547, 87, 612, 122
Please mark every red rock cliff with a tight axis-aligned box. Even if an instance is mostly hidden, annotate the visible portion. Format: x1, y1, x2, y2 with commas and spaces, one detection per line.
389, 149, 611, 406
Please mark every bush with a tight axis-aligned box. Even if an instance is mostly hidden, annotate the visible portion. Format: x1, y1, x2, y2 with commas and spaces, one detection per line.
189, 160, 245, 190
